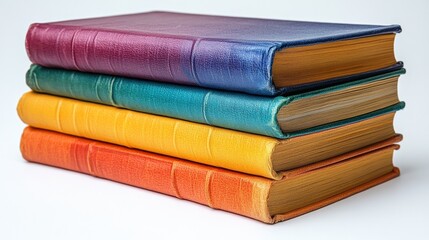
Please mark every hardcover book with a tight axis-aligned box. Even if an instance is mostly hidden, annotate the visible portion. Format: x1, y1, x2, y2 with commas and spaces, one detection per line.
27, 65, 405, 138
20, 127, 401, 224
25, 11, 402, 96
17, 92, 403, 179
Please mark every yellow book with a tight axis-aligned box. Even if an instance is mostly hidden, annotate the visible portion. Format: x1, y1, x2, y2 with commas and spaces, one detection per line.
17, 92, 398, 179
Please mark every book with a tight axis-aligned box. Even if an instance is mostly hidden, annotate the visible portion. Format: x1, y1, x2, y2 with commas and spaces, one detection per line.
25, 11, 403, 96
27, 65, 405, 138
17, 92, 403, 179
20, 127, 401, 224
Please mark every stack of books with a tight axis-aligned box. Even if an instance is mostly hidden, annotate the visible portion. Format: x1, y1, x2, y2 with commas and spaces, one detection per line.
18, 12, 405, 224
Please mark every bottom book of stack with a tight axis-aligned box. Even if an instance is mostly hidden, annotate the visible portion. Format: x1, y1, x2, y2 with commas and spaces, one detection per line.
20, 127, 402, 224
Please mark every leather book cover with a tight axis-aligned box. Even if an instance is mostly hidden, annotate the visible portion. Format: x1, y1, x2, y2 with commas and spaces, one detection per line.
25, 11, 402, 96
20, 127, 401, 224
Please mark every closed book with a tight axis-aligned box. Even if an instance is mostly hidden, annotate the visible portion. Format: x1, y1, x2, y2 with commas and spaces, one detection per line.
20, 127, 401, 224
26, 11, 402, 96
27, 65, 405, 138
17, 92, 403, 179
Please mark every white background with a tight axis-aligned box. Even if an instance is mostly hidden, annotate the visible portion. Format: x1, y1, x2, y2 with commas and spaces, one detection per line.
1, 0, 428, 239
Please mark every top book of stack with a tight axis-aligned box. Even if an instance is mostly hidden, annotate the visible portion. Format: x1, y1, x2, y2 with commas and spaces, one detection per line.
25, 11, 402, 96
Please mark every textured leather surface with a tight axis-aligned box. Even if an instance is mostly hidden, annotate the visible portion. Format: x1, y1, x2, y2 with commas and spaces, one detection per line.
20, 127, 400, 224
26, 65, 405, 138
17, 92, 403, 179
25, 11, 402, 96
18, 92, 280, 179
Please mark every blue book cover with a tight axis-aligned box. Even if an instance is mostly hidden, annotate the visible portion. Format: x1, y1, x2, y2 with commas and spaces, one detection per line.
26, 11, 402, 95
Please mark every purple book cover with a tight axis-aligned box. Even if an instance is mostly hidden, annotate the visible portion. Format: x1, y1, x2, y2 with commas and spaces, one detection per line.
26, 11, 401, 95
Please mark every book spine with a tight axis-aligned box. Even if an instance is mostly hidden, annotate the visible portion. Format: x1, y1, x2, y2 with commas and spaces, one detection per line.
20, 127, 273, 223
25, 23, 279, 96
17, 92, 280, 179
26, 65, 287, 138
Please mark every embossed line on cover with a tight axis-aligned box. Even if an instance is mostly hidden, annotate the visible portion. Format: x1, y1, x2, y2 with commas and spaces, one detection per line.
27, 65, 42, 91
55, 99, 64, 132
202, 91, 212, 125
170, 161, 183, 199
205, 128, 214, 159
189, 38, 202, 86
120, 112, 132, 148
107, 76, 119, 107
69, 28, 81, 70
204, 170, 214, 208
85, 142, 96, 176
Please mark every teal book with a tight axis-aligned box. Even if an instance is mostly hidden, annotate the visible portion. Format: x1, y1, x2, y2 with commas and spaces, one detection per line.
26, 65, 405, 139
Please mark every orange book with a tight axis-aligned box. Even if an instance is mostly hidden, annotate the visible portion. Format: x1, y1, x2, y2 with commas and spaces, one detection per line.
20, 127, 402, 224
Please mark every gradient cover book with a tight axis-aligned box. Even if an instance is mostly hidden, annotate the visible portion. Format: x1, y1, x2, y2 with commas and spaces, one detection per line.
20, 127, 402, 224
27, 65, 405, 138
25, 11, 402, 96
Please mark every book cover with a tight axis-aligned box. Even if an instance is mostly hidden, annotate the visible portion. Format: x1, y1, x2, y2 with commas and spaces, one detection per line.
20, 127, 401, 224
25, 11, 402, 96
17, 92, 403, 179
26, 65, 405, 138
